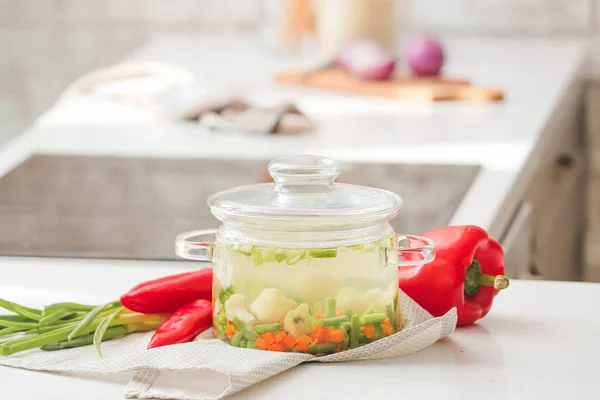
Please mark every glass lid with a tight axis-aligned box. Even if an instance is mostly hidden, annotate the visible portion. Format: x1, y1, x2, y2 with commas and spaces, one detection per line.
207, 155, 403, 225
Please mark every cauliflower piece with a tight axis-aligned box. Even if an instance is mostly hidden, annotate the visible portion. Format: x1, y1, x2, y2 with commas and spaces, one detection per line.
231, 309, 257, 326
356, 288, 387, 314
283, 303, 314, 337
336, 286, 360, 313
224, 293, 246, 312
380, 289, 395, 306
249, 288, 298, 324
225, 293, 257, 326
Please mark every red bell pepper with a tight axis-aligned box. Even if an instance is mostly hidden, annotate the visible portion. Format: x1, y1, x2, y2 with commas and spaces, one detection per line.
147, 299, 212, 349
398, 225, 509, 326
120, 268, 212, 314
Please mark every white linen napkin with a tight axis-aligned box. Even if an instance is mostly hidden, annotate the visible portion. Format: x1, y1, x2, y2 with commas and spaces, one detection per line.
0, 291, 456, 399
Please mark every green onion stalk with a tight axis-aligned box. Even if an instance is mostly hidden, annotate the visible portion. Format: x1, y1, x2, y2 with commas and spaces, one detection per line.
0, 298, 166, 357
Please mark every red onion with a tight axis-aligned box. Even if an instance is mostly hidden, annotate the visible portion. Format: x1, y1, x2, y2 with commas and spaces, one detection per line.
337, 40, 396, 81
406, 37, 445, 76
337, 40, 383, 71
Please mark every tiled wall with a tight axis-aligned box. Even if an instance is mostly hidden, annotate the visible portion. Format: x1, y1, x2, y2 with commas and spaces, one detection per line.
410, 0, 593, 35
0, 0, 598, 144
0, 0, 263, 144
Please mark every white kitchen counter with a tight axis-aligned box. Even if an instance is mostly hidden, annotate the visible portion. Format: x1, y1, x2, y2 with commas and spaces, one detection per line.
0, 34, 588, 239
1, 257, 599, 399
0, 35, 592, 396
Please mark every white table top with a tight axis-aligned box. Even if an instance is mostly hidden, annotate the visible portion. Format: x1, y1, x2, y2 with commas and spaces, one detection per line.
1, 257, 599, 399
0, 35, 593, 398
0, 34, 588, 238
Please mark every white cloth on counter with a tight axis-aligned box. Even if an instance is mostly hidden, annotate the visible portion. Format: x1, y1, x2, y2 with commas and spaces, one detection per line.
62, 61, 197, 104
59, 61, 315, 134
0, 291, 456, 400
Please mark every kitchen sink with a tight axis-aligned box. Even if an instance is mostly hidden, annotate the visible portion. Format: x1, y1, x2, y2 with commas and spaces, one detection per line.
0, 155, 480, 260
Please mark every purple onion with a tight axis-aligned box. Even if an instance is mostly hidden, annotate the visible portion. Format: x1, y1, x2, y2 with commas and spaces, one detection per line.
406, 37, 445, 76
337, 40, 396, 81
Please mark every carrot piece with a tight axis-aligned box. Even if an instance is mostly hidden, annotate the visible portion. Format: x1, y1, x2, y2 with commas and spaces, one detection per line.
336, 311, 343, 317
363, 324, 375, 339
282, 334, 297, 349
382, 317, 391, 326
329, 329, 345, 343
255, 337, 267, 350
274, 331, 287, 343
296, 334, 312, 350
383, 325, 394, 336
310, 325, 330, 343
262, 332, 276, 346
334, 344, 342, 353
319, 328, 330, 343
225, 324, 236, 340
310, 327, 318, 340
315, 312, 323, 319
267, 342, 286, 352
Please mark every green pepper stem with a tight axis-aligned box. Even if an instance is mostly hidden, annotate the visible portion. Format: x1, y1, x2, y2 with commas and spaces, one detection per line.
464, 259, 510, 296
479, 273, 510, 290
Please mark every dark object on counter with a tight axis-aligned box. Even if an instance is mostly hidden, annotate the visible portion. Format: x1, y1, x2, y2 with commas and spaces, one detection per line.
121, 269, 213, 314
147, 299, 212, 349
398, 225, 509, 326
182, 97, 315, 135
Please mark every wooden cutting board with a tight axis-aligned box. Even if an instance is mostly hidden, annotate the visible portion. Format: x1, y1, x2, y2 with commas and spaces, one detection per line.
275, 67, 504, 102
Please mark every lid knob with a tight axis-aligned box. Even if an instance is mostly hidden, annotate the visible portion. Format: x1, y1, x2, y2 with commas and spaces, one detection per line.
268, 155, 341, 195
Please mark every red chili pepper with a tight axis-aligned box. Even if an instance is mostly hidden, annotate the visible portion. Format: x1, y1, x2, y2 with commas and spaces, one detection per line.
120, 269, 212, 314
147, 299, 212, 349
398, 225, 509, 326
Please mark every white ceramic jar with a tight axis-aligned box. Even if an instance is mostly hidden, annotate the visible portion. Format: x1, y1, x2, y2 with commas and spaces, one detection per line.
313, 0, 397, 61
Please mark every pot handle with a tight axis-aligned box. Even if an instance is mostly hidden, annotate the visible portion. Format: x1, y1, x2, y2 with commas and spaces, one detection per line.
390, 234, 436, 267
175, 229, 217, 261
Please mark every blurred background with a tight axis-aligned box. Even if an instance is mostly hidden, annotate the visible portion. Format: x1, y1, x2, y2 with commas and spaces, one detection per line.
1, 0, 594, 144
0, 0, 597, 283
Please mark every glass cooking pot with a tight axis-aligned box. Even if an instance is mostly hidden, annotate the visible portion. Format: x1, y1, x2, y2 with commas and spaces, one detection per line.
176, 155, 435, 354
